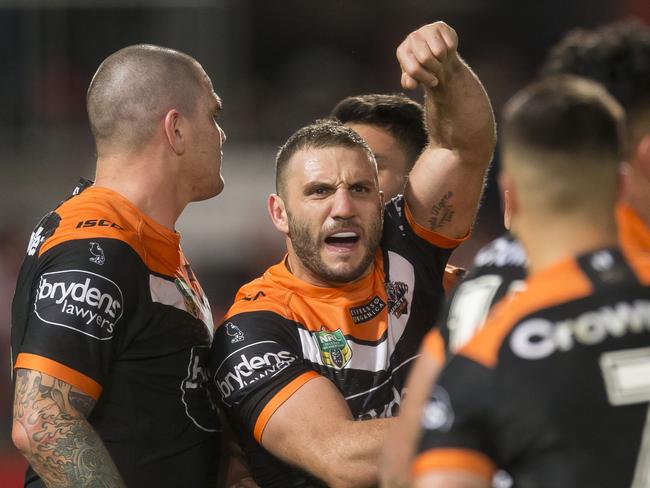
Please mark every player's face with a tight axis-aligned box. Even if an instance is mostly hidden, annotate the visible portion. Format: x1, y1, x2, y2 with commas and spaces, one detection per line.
283, 146, 384, 285
188, 73, 226, 201
346, 123, 411, 200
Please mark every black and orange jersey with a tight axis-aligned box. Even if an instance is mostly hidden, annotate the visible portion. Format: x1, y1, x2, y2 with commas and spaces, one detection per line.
11, 180, 220, 488
422, 234, 527, 365
413, 247, 650, 488
618, 202, 650, 254
209, 196, 464, 487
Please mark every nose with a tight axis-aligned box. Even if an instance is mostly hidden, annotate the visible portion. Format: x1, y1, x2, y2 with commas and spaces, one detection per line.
330, 188, 355, 220
219, 125, 227, 145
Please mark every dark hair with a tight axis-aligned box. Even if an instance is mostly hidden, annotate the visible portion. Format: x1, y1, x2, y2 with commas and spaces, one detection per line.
275, 119, 375, 195
541, 19, 650, 124
331, 93, 427, 168
503, 75, 624, 159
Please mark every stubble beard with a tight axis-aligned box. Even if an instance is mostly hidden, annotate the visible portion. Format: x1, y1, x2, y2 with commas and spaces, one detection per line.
287, 211, 383, 284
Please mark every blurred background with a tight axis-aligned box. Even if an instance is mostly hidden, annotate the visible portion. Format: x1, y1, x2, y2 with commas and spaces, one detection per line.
1, 0, 648, 484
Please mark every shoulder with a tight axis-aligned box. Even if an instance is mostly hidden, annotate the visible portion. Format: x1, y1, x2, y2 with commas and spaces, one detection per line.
458, 257, 592, 369
37, 187, 142, 259
225, 277, 293, 323
473, 234, 527, 269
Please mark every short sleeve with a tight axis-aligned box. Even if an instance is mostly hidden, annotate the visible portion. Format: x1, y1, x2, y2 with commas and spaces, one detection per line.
210, 311, 320, 443
413, 355, 499, 483
13, 238, 142, 399
382, 196, 463, 286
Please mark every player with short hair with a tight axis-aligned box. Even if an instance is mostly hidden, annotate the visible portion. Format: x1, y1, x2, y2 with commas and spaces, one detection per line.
541, 18, 650, 254
381, 20, 650, 488
11, 44, 225, 487
331, 93, 427, 200
331, 93, 467, 293
412, 75, 650, 488
210, 21, 496, 488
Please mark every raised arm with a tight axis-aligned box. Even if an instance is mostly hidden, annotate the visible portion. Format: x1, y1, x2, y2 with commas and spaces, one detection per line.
398, 21, 496, 239
12, 368, 125, 488
261, 376, 392, 488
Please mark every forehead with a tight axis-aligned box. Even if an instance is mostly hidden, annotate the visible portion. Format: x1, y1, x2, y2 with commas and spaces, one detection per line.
286, 145, 377, 185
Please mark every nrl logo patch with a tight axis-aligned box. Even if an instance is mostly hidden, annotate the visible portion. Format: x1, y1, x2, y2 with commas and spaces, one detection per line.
349, 296, 386, 324
386, 281, 409, 318
312, 327, 352, 369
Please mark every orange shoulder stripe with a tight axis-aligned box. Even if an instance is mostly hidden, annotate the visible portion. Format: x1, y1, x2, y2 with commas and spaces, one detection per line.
225, 283, 293, 322
404, 201, 469, 249
411, 448, 496, 482
37, 187, 187, 278
254, 371, 320, 443
459, 259, 592, 368
39, 191, 143, 258
15, 352, 103, 400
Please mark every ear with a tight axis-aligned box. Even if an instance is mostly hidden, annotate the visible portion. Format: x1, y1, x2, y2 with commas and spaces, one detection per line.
499, 172, 517, 231
163, 109, 185, 155
268, 193, 289, 235
379, 189, 385, 208
618, 161, 631, 203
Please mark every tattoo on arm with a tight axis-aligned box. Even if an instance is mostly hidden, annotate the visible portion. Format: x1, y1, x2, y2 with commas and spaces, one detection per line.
428, 191, 455, 231
13, 369, 126, 488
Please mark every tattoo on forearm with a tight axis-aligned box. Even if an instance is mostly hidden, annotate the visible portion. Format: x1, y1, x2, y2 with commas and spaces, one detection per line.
428, 191, 455, 230
13, 369, 126, 488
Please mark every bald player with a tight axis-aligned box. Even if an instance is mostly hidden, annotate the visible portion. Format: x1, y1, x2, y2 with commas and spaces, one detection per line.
11, 45, 225, 487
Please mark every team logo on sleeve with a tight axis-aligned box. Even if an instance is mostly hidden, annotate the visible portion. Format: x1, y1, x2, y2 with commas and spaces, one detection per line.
385, 281, 409, 318
88, 242, 105, 265
225, 322, 245, 343
34, 269, 123, 340
312, 327, 352, 369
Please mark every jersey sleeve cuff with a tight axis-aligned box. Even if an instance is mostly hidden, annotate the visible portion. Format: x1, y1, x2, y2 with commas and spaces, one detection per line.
404, 201, 470, 249
15, 352, 103, 400
411, 448, 495, 482
253, 370, 321, 443
421, 329, 446, 365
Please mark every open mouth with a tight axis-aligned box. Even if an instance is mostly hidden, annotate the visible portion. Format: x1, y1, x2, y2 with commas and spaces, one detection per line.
324, 231, 360, 249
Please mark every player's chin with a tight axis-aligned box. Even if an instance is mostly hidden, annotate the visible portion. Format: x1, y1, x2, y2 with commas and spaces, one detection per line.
321, 255, 369, 283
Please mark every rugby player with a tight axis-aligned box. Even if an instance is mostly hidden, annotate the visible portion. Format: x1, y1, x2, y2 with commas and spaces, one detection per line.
382, 19, 650, 488
11, 45, 225, 487
331, 93, 467, 293
412, 76, 650, 488
210, 21, 496, 487
542, 19, 650, 255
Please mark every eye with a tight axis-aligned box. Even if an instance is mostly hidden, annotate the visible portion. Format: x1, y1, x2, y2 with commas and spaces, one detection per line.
306, 185, 333, 197
350, 184, 370, 193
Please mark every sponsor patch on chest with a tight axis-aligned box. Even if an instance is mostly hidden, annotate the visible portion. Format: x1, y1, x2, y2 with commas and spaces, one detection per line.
349, 296, 386, 324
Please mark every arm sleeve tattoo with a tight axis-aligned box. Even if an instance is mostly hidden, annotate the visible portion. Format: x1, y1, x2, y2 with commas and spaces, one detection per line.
12, 368, 126, 488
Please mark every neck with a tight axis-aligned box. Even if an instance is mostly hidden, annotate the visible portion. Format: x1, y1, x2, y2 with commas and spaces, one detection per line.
94, 153, 186, 230
516, 211, 618, 275
622, 168, 650, 228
